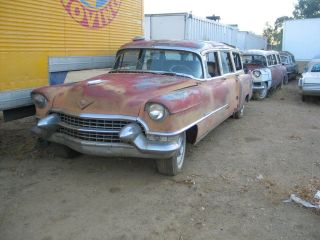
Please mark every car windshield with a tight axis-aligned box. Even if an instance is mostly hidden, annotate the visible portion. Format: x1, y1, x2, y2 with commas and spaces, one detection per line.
242, 55, 267, 67
280, 55, 290, 64
112, 49, 204, 79
310, 63, 320, 72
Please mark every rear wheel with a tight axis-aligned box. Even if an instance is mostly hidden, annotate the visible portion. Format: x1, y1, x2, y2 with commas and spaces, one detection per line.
156, 132, 186, 176
253, 82, 268, 100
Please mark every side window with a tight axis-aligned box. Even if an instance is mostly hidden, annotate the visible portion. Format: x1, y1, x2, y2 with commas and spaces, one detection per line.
205, 52, 221, 78
220, 52, 234, 74
267, 55, 273, 66
271, 54, 277, 65
233, 52, 243, 71
276, 55, 281, 65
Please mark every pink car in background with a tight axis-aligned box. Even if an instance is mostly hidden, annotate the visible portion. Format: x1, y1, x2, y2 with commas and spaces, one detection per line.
243, 50, 288, 100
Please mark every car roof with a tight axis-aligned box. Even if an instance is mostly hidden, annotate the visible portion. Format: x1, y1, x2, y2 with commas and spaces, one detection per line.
279, 51, 294, 56
119, 40, 236, 54
243, 49, 279, 57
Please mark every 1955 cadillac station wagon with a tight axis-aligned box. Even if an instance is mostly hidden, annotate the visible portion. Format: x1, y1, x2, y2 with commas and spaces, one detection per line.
31, 40, 253, 176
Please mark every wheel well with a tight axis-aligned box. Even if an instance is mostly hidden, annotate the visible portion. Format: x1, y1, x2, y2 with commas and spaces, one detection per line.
186, 125, 198, 144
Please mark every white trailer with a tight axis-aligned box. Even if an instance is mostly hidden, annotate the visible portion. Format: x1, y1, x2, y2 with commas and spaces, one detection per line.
283, 18, 320, 61
144, 13, 238, 46
237, 31, 267, 51
144, 13, 267, 51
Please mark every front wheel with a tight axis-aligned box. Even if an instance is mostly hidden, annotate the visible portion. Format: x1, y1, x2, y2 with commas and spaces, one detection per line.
233, 105, 244, 119
253, 82, 268, 100
156, 132, 186, 176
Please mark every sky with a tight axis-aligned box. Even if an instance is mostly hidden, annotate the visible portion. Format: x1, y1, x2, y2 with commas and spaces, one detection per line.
144, 0, 297, 35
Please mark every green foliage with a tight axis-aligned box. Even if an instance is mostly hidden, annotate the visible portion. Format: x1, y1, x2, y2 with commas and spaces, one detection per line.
293, 0, 320, 19
263, 0, 320, 49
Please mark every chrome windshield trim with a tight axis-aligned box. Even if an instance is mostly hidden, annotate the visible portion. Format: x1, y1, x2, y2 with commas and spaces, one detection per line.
145, 104, 229, 137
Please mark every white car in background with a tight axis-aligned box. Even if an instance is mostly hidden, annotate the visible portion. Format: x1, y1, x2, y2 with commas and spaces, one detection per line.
299, 59, 320, 101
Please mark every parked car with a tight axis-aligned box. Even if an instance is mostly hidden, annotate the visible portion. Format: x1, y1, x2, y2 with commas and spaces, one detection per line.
298, 59, 320, 101
31, 40, 253, 176
280, 51, 299, 80
242, 50, 288, 100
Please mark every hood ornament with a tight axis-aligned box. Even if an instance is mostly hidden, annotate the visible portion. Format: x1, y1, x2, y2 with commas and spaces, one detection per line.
78, 99, 94, 110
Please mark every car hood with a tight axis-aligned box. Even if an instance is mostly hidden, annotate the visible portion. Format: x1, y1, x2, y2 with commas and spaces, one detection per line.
50, 73, 199, 116
302, 72, 320, 84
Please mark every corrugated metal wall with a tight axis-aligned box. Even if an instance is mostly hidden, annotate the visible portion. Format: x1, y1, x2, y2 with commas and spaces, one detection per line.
0, 0, 143, 91
144, 13, 267, 51
186, 15, 238, 46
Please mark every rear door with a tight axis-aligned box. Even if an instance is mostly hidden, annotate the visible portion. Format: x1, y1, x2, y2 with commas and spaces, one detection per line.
267, 54, 282, 87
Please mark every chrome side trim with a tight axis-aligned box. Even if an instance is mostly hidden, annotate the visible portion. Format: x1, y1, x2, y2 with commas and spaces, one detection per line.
146, 104, 229, 136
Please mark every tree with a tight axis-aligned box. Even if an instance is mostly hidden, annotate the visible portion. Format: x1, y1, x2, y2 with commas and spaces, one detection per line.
263, 22, 276, 47
293, 0, 320, 19
263, 16, 292, 50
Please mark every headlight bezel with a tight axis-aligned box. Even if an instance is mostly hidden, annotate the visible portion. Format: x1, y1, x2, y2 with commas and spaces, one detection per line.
253, 70, 262, 78
146, 103, 169, 121
31, 93, 48, 109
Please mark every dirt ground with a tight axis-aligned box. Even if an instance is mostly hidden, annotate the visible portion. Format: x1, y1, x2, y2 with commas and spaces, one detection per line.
0, 80, 319, 240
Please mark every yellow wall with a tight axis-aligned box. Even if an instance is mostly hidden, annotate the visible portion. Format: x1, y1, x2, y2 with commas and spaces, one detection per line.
0, 0, 143, 91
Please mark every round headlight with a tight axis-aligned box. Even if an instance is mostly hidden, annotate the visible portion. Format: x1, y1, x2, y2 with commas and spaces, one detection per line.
253, 70, 262, 78
31, 93, 47, 108
147, 103, 167, 121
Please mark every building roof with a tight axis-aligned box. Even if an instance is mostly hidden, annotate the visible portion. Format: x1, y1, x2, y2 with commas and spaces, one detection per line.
120, 40, 235, 54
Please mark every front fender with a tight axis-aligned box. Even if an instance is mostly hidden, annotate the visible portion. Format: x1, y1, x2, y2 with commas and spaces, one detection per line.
148, 87, 203, 114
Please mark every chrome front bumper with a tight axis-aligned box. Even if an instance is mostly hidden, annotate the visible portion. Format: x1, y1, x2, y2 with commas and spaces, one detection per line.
252, 83, 267, 91
31, 114, 182, 159
301, 86, 320, 96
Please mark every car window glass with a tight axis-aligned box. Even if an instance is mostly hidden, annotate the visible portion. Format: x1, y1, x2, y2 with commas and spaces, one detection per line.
276, 55, 281, 64
233, 52, 243, 71
115, 50, 140, 70
271, 55, 277, 65
220, 52, 234, 74
242, 55, 267, 67
311, 64, 320, 72
267, 55, 273, 66
280, 56, 289, 64
114, 49, 204, 79
205, 52, 221, 78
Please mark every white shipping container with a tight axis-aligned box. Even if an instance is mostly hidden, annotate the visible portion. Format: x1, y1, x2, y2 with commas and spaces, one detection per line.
237, 31, 267, 51
144, 13, 238, 46
283, 18, 320, 61
144, 13, 267, 51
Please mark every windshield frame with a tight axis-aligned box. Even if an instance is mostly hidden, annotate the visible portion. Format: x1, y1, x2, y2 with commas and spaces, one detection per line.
112, 48, 205, 80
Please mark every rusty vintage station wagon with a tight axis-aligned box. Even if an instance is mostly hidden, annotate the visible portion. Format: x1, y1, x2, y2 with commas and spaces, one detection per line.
243, 50, 287, 100
31, 40, 253, 175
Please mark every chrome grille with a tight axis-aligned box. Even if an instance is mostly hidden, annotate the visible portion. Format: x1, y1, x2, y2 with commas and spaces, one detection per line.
53, 112, 143, 143
58, 127, 122, 143
57, 113, 131, 131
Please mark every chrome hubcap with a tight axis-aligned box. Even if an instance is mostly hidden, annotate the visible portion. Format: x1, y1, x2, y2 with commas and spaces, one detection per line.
176, 136, 185, 169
